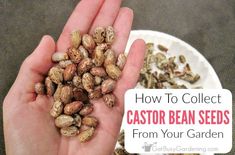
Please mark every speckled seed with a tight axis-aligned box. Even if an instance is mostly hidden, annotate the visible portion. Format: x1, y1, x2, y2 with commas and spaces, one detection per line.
101, 78, 116, 94
64, 101, 83, 115
78, 127, 95, 143
52, 52, 69, 62
72, 75, 82, 88
179, 55, 186, 64
35, 82, 45, 95
59, 60, 73, 68
157, 44, 168, 52
77, 58, 93, 74
82, 116, 98, 128
88, 86, 102, 99
60, 126, 78, 137
48, 67, 63, 84
104, 49, 116, 67
82, 73, 94, 93
93, 26, 105, 43
113, 148, 126, 155
90, 67, 107, 77
55, 114, 74, 128
67, 47, 82, 63
116, 53, 127, 70
117, 130, 124, 147
94, 76, 102, 85
155, 52, 167, 64
79, 45, 89, 58
45, 77, 56, 96
106, 64, 121, 80
74, 114, 82, 127
79, 104, 94, 116
96, 43, 109, 51
50, 101, 64, 118
71, 30, 82, 48
73, 88, 88, 102
60, 85, 73, 104
92, 47, 105, 66
82, 34, 96, 51
105, 26, 115, 44
103, 93, 116, 108
54, 83, 63, 101
63, 64, 77, 81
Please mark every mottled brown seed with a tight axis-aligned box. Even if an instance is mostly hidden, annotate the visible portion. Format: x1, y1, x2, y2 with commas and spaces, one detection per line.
45, 77, 56, 96
55, 114, 74, 128
71, 30, 82, 48
50, 101, 64, 118
116, 53, 127, 70
64, 101, 83, 115
179, 55, 186, 64
60, 126, 78, 137
113, 148, 126, 155
106, 64, 122, 80
77, 58, 93, 74
73, 88, 88, 102
103, 93, 116, 108
158, 44, 168, 52
72, 75, 82, 88
101, 78, 116, 94
79, 45, 89, 58
74, 114, 82, 127
155, 52, 167, 64
101, 79, 116, 94
78, 127, 95, 143
59, 60, 73, 68
88, 86, 102, 99
90, 67, 107, 77
52, 52, 69, 62
54, 83, 63, 101
96, 43, 109, 51
35, 82, 45, 95
48, 67, 63, 84
60, 85, 73, 104
63, 64, 77, 81
92, 47, 105, 66
82, 73, 94, 93
93, 26, 105, 43
79, 104, 94, 116
82, 34, 95, 51
104, 49, 116, 67
118, 130, 124, 147
67, 47, 82, 63
82, 116, 98, 127
105, 26, 115, 44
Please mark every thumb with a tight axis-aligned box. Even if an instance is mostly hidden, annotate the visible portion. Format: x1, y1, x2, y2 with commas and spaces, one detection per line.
9, 35, 56, 102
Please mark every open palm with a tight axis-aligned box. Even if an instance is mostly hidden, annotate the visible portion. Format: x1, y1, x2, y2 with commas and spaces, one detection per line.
3, 0, 145, 155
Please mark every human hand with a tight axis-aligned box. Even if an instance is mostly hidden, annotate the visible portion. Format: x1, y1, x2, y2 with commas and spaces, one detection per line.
3, 0, 145, 155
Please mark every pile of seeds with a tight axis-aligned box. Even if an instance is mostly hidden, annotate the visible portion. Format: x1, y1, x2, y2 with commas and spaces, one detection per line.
137, 43, 201, 155
113, 131, 139, 155
139, 43, 201, 89
34, 26, 126, 142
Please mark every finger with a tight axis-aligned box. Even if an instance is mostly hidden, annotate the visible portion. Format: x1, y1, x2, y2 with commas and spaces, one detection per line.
9, 35, 56, 102
57, 0, 104, 52
111, 7, 133, 55
89, 0, 122, 33
114, 39, 146, 112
